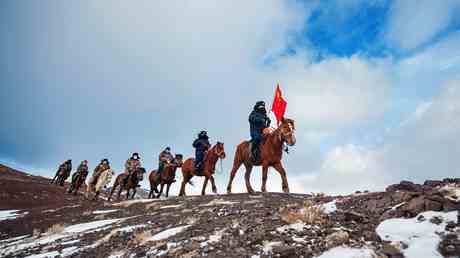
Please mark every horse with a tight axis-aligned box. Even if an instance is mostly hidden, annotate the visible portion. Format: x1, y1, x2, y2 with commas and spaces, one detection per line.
148, 154, 183, 198
226, 118, 296, 194
50, 167, 69, 186
179, 142, 226, 196
67, 171, 88, 195
108, 167, 146, 201
85, 168, 114, 200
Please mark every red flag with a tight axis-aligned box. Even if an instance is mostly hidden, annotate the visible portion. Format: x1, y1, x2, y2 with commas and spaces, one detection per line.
271, 84, 287, 126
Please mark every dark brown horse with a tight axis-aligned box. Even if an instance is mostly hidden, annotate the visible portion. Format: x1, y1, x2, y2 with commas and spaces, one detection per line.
226, 118, 296, 194
179, 142, 226, 196
108, 167, 146, 201
148, 154, 183, 198
67, 171, 88, 195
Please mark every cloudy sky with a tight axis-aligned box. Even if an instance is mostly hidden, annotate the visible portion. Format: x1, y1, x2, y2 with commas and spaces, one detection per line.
2, 0, 460, 195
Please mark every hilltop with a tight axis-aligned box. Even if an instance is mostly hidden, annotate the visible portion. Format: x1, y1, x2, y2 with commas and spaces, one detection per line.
0, 164, 459, 258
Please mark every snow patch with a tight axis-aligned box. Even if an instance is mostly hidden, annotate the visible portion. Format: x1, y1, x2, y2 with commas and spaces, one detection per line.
92, 209, 119, 214
262, 241, 282, 254
160, 204, 183, 209
112, 199, 157, 207
0, 210, 28, 221
150, 225, 191, 241
64, 219, 122, 233
320, 200, 337, 214
376, 210, 458, 258
315, 246, 376, 258
200, 228, 226, 247
276, 222, 307, 233
24, 250, 60, 258
200, 199, 238, 206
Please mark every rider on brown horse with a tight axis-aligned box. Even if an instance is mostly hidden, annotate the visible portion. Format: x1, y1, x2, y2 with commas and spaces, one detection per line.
51, 159, 72, 185
68, 160, 88, 194
249, 101, 271, 162
123, 153, 141, 187
193, 131, 210, 173
156, 147, 174, 181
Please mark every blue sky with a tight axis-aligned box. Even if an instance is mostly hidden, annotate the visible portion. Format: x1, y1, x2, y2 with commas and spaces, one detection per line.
1, 0, 460, 194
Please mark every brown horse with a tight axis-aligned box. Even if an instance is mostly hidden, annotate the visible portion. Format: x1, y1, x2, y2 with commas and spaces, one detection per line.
226, 118, 296, 194
67, 171, 88, 195
108, 167, 146, 201
148, 154, 183, 198
179, 142, 226, 196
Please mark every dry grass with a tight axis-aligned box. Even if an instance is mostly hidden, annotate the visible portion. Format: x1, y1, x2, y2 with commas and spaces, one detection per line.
280, 200, 326, 225
132, 230, 153, 245
44, 223, 64, 235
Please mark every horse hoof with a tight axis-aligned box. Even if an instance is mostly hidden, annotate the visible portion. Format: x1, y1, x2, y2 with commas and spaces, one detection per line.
247, 188, 255, 194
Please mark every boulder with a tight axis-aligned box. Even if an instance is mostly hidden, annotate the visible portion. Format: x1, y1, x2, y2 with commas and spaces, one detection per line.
386, 181, 422, 192
325, 231, 349, 248
424, 180, 443, 188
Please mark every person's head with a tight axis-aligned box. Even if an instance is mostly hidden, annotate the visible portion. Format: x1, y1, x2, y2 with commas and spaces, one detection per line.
82, 160, 88, 165
67, 159, 72, 163
198, 130, 208, 139
165, 147, 171, 153
132, 152, 140, 160
254, 101, 267, 113
101, 158, 109, 165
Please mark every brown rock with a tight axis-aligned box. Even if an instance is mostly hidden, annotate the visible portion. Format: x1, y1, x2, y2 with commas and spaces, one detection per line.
325, 231, 349, 248
424, 180, 443, 188
381, 243, 404, 258
424, 199, 443, 212
404, 196, 425, 216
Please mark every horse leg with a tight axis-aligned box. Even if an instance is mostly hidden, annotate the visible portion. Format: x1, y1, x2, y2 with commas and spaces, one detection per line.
166, 183, 171, 198
117, 184, 123, 200
273, 162, 290, 193
179, 174, 191, 197
201, 177, 209, 196
108, 182, 118, 201
244, 164, 255, 194
210, 175, 217, 194
131, 188, 137, 199
126, 188, 130, 200
226, 154, 243, 194
157, 184, 165, 198
261, 165, 269, 193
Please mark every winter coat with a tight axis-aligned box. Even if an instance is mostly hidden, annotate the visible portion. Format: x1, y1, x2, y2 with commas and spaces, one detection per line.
95, 169, 114, 193
125, 158, 141, 174
249, 110, 271, 138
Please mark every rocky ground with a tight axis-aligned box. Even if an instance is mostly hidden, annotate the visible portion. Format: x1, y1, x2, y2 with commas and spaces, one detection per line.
1, 164, 460, 258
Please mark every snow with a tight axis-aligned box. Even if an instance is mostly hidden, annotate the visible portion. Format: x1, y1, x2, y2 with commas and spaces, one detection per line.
160, 204, 183, 209
200, 229, 226, 247
0, 218, 124, 257
376, 210, 458, 258
262, 241, 282, 254
112, 199, 157, 207
0, 210, 28, 221
92, 209, 119, 214
24, 250, 60, 258
391, 202, 406, 210
61, 246, 79, 256
0, 234, 29, 244
114, 224, 147, 233
276, 222, 307, 233
64, 218, 122, 233
150, 225, 191, 241
200, 198, 238, 206
320, 200, 337, 214
315, 246, 376, 258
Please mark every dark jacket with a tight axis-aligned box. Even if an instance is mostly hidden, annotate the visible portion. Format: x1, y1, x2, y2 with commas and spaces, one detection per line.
193, 137, 210, 153
249, 110, 271, 138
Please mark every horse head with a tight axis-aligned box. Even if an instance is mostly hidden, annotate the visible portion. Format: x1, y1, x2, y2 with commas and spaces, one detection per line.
214, 142, 226, 159
134, 167, 146, 181
279, 118, 296, 146
173, 154, 183, 167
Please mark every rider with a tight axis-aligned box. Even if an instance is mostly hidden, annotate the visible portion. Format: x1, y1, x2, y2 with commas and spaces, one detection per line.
90, 159, 110, 187
72, 160, 89, 183
193, 131, 210, 172
61, 159, 72, 186
123, 153, 141, 186
157, 147, 174, 179
249, 101, 271, 162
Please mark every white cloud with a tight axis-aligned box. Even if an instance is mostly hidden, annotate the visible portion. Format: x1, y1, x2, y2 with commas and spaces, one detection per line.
268, 54, 392, 129
385, 0, 460, 50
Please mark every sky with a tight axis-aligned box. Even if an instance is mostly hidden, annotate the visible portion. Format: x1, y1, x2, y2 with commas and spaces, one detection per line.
1, 0, 460, 195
